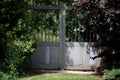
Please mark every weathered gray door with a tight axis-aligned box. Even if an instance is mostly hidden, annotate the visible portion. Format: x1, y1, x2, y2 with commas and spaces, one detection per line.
64, 42, 84, 67
64, 42, 100, 70
32, 42, 60, 69
63, 10, 100, 70
31, 6, 61, 69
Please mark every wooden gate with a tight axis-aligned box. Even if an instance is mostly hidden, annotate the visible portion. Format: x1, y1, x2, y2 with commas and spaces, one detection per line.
62, 10, 100, 70
29, 3, 100, 70
29, 3, 66, 69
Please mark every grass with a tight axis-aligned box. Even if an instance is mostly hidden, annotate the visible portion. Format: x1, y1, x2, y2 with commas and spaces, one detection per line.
18, 72, 101, 80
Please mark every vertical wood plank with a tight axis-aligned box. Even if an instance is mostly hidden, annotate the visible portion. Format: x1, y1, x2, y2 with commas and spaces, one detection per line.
59, 2, 66, 69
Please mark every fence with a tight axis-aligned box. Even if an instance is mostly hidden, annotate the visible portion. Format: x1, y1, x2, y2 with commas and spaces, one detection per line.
27, 3, 100, 70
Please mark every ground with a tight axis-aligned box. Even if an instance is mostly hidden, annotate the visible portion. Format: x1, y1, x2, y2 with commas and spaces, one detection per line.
19, 70, 103, 80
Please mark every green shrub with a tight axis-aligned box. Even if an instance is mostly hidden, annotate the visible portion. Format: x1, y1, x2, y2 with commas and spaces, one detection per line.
0, 72, 9, 80
1, 32, 36, 77
104, 69, 120, 80
4, 37, 36, 72
0, 71, 17, 80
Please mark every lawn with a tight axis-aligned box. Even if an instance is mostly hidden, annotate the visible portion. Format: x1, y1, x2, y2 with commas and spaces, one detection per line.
18, 73, 101, 80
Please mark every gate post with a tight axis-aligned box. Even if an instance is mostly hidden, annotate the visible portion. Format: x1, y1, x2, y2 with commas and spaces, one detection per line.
59, 2, 66, 69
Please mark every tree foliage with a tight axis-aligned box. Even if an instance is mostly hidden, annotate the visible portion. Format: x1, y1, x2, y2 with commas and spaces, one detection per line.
0, 0, 37, 78
74, 0, 120, 69
0, 0, 74, 79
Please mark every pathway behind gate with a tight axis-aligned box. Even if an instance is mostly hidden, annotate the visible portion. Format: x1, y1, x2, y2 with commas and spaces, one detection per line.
36, 70, 96, 74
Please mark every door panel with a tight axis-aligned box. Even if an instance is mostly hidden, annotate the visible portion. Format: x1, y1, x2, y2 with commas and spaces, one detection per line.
65, 42, 84, 66
64, 42, 100, 70
32, 42, 60, 69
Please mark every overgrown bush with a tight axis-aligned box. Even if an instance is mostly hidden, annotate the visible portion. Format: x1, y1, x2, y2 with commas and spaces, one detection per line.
0, 0, 38, 79
0, 26, 36, 79
0, 71, 17, 80
2, 35, 36, 74
104, 69, 120, 80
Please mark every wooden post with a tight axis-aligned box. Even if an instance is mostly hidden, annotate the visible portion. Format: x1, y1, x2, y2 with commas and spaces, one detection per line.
59, 2, 66, 69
